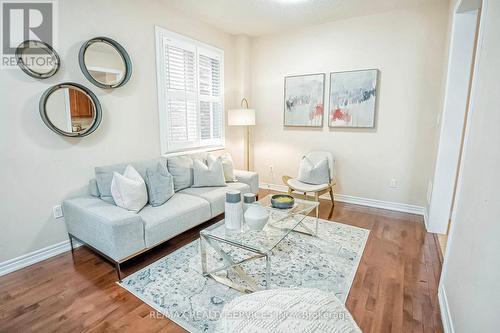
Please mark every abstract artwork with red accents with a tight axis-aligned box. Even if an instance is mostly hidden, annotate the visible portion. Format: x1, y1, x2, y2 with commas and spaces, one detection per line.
329, 69, 378, 128
284, 73, 325, 127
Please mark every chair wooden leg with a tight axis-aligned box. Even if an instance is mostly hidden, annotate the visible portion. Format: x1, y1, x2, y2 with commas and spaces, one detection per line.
329, 187, 335, 210
314, 192, 320, 218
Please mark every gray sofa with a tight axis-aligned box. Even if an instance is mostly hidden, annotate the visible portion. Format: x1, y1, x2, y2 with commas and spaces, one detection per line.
62, 151, 258, 280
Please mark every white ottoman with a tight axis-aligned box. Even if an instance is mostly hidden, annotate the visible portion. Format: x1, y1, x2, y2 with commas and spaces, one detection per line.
216, 288, 362, 333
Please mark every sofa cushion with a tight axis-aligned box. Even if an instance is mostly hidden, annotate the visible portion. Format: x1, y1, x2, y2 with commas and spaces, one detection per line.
179, 182, 250, 217
234, 170, 259, 195
166, 156, 195, 191
185, 151, 208, 163
139, 193, 211, 247
95, 158, 160, 203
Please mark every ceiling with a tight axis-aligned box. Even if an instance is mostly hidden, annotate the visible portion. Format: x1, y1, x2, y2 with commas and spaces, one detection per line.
161, 0, 447, 36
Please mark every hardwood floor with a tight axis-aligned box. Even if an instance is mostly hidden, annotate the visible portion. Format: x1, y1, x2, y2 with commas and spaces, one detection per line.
0, 189, 443, 332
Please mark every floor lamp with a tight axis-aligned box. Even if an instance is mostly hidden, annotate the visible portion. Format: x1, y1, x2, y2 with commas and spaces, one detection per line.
228, 98, 256, 171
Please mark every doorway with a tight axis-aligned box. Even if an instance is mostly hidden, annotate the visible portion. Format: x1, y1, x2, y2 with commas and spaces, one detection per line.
427, 0, 482, 251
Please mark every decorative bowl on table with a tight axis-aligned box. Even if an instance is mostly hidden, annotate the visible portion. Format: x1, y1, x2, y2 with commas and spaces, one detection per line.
271, 194, 295, 209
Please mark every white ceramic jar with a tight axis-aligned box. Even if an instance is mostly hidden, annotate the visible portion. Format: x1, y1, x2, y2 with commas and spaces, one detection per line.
225, 190, 243, 232
244, 204, 269, 231
243, 193, 256, 213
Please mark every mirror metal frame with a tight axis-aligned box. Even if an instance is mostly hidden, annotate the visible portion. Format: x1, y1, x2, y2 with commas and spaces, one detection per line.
39, 82, 102, 137
15, 40, 60, 79
78, 37, 132, 89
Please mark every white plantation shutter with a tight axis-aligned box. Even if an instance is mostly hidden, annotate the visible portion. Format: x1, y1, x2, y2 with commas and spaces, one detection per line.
156, 27, 224, 153
198, 51, 223, 145
164, 43, 197, 148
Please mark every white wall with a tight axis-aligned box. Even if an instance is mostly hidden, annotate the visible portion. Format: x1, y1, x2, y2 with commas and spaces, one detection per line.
440, 0, 500, 331
226, 35, 252, 169
427, 9, 478, 234
0, 0, 237, 263
248, 3, 450, 206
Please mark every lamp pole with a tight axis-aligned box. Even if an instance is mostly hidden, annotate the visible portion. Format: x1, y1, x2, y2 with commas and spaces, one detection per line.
246, 124, 250, 171
229, 98, 254, 172
241, 98, 251, 171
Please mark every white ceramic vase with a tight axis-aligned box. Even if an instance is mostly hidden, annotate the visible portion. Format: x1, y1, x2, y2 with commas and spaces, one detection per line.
243, 193, 257, 213
225, 190, 243, 232
244, 204, 269, 231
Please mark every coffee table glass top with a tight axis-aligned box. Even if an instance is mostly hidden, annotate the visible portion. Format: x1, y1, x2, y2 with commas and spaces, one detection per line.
200, 195, 318, 254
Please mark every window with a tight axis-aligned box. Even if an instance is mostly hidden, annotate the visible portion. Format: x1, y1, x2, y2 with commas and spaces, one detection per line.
155, 27, 224, 153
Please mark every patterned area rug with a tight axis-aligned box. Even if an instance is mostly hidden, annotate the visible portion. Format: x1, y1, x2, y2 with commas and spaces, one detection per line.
119, 217, 369, 333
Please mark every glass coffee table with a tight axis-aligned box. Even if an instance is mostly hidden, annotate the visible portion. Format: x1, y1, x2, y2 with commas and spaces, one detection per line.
200, 195, 319, 293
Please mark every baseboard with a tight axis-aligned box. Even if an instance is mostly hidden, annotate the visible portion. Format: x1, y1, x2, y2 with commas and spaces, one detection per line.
438, 284, 454, 333
259, 182, 425, 216
0, 238, 82, 277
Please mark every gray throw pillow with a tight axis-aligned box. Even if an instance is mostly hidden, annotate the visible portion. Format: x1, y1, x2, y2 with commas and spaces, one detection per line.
89, 179, 100, 197
94, 159, 160, 203
145, 164, 174, 207
192, 158, 227, 187
95, 163, 127, 203
167, 156, 194, 191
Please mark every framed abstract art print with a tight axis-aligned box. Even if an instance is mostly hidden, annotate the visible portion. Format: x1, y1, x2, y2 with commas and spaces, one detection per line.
284, 73, 325, 127
329, 69, 378, 128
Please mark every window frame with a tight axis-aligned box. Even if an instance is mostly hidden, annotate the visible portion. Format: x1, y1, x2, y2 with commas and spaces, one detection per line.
155, 26, 225, 155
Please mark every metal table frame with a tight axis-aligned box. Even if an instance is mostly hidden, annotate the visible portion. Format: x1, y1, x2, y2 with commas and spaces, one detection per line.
200, 197, 319, 293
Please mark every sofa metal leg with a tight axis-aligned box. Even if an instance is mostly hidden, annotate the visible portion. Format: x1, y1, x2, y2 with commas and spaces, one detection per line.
115, 262, 122, 282
69, 234, 75, 254
68, 234, 125, 282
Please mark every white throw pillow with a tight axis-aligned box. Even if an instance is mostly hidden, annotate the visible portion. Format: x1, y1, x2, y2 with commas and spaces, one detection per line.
192, 158, 227, 187
111, 165, 148, 212
208, 152, 236, 182
297, 156, 330, 185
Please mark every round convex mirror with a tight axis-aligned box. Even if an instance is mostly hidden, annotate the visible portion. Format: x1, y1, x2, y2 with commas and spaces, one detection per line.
16, 40, 60, 79
79, 37, 132, 89
39, 83, 102, 137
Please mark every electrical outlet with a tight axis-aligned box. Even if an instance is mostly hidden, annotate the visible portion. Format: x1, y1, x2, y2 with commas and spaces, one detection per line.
53, 205, 63, 219
389, 179, 398, 188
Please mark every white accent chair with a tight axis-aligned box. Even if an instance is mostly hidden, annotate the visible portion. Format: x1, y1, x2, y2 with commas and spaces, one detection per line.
282, 151, 336, 215
216, 288, 361, 333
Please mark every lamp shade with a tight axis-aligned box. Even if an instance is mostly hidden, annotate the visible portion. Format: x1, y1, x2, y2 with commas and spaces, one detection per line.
228, 108, 256, 126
